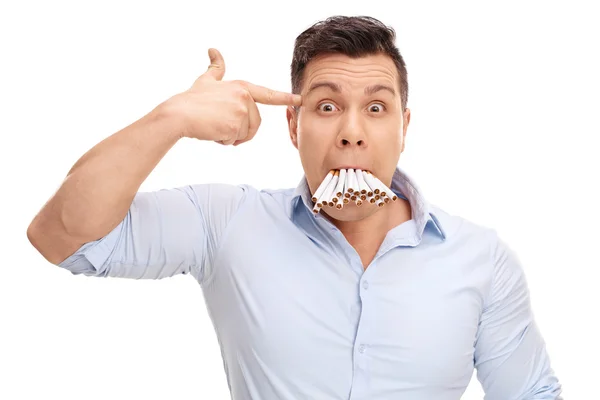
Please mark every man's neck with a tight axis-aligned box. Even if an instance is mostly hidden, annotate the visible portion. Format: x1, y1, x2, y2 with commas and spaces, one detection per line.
326, 199, 412, 268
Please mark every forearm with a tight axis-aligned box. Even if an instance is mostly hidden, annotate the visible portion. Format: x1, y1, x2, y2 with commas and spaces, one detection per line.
29, 102, 183, 242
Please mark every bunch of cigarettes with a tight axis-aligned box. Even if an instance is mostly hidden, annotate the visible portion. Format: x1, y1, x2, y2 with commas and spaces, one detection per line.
311, 168, 398, 214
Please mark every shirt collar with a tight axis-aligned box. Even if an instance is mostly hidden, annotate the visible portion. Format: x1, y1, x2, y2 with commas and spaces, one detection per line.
291, 166, 446, 241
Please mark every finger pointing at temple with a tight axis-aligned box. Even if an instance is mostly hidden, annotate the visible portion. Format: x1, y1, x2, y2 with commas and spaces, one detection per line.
246, 82, 302, 107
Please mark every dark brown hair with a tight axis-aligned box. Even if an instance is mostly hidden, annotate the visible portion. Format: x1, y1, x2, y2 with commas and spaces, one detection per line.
291, 16, 408, 111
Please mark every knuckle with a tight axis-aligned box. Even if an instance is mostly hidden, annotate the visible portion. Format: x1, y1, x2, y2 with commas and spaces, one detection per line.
221, 120, 238, 136
235, 104, 248, 117
237, 88, 251, 101
232, 80, 248, 90
228, 121, 239, 134
266, 89, 275, 103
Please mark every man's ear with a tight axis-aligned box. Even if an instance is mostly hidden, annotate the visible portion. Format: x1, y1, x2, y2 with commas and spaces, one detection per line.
401, 108, 411, 153
287, 106, 299, 149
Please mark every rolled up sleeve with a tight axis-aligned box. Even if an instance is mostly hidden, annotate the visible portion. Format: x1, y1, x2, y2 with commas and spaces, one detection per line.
58, 183, 248, 282
474, 234, 562, 399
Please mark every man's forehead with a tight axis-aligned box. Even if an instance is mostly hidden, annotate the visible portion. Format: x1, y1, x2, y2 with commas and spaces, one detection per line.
305, 81, 397, 98
303, 53, 398, 92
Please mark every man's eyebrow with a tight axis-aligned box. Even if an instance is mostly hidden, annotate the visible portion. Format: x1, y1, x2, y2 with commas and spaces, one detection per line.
306, 81, 396, 96
364, 84, 396, 96
306, 81, 342, 95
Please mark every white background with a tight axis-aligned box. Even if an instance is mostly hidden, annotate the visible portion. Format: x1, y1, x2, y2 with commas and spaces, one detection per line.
1, 0, 598, 398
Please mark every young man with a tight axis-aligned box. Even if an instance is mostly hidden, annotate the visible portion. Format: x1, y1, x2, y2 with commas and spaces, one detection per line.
27, 15, 562, 399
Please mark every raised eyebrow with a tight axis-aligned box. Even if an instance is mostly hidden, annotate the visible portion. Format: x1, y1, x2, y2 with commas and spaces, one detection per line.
306, 82, 395, 97
306, 81, 342, 96
364, 84, 396, 96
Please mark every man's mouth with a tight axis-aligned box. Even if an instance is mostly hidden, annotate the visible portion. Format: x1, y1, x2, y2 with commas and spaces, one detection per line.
331, 165, 371, 172
311, 168, 397, 214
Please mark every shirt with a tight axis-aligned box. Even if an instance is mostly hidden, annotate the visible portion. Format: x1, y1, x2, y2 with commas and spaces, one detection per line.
58, 166, 562, 399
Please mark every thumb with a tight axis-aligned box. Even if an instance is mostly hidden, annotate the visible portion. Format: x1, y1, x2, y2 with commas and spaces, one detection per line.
202, 48, 226, 81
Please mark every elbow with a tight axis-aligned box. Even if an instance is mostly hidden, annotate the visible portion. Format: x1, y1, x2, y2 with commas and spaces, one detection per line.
27, 223, 62, 265
26, 218, 79, 266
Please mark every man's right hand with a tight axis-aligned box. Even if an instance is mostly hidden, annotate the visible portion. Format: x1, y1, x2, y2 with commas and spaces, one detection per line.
164, 48, 302, 146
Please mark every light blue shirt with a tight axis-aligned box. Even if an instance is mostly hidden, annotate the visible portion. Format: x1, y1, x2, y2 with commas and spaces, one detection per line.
59, 166, 562, 399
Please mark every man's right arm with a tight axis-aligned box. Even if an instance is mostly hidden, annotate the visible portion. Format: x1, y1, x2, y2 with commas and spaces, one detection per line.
26, 102, 184, 265
26, 47, 301, 273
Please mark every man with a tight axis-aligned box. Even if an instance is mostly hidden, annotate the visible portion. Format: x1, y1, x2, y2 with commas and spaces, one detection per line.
27, 15, 562, 399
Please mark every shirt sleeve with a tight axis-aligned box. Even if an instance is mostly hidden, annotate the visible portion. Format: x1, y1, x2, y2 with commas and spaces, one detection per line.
57, 183, 248, 282
474, 233, 563, 399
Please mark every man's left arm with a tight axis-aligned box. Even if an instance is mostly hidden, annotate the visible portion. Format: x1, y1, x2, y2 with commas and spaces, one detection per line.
474, 234, 562, 399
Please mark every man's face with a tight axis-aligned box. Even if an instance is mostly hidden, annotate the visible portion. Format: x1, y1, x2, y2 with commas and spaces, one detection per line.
287, 52, 410, 221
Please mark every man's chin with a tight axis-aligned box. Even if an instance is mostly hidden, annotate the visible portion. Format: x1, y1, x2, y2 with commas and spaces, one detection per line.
319, 201, 381, 222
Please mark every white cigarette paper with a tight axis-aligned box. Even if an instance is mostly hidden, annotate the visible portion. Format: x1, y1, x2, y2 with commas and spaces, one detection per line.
312, 170, 334, 202
343, 170, 352, 197
362, 171, 381, 195
358, 170, 374, 196
362, 171, 379, 197
363, 171, 382, 194
312, 168, 396, 214
366, 171, 397, 201
319, 173, 338, 207
356, 169, 369, 194
328, 172, 341, 206
333, 169, 346, 198
344, 168, 354, 194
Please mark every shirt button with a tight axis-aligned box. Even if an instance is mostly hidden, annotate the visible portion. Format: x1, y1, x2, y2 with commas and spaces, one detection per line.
358, 344, 366, 354
362, 280, 369, 290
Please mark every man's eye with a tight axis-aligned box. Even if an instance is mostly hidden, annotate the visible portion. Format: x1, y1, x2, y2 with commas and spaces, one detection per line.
369, 103, 386, 113
318, 103, 337, 112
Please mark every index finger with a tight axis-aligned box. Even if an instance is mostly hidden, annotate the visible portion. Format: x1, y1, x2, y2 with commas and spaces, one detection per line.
246, 83, 302, 106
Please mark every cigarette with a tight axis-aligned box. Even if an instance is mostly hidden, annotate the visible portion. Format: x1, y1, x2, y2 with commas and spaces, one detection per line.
355, 169, 369, 195
357, 170, 374, 196
362, 171, 381, 195
318, 172, 338, 207
333, 169, 346, 198
366, 171, 397, 200
312, 169, 335, 202
345, 169, 355, 193
327, 171, 340, 206
312, 168, 396, 215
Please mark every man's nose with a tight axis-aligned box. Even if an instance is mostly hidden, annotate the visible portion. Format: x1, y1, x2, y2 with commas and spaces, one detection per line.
337, 114, 367, 148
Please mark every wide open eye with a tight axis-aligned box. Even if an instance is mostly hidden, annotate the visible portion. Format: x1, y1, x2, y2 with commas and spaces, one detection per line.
317, 102, 338, 112
368, 103, 386, 113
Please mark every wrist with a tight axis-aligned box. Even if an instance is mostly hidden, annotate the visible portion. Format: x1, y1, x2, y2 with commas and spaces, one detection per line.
154, 97, 187, 141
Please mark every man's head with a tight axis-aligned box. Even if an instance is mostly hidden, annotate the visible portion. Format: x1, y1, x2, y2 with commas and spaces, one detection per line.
286, 16, 410, 222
